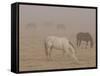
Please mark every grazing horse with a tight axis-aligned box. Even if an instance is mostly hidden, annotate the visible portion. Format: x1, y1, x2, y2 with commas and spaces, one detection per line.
44, 36, 79, 63
76, 32, 93, 48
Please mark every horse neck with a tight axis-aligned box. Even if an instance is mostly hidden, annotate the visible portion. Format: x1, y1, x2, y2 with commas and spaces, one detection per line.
69, 41, 76, 53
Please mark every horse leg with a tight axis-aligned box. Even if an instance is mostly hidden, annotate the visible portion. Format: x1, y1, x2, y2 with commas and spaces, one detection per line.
79, 40, 81, 47
77, 40, 79, 47
45, 47, 52, 61
45, 44, 53, 60
48, 46, 53, 60
44, 42, 50, 60
85, 41, 88, 49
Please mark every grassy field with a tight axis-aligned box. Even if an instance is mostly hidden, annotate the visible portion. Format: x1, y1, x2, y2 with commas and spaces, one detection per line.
19, 29, 96, 71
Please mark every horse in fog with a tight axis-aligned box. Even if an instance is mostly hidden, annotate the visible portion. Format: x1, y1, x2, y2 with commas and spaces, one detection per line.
76, 32, 93, 48
44, 36, 79, 63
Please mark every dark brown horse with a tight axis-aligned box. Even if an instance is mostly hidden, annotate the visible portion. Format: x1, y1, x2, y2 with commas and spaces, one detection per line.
76, 32, 93, 48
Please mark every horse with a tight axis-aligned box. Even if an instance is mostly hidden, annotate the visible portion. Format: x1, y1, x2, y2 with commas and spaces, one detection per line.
44, 36, 79, 63
76, 32, 93, 48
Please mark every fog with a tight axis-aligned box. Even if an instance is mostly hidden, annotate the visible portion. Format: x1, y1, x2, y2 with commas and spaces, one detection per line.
19, 5, 96, 71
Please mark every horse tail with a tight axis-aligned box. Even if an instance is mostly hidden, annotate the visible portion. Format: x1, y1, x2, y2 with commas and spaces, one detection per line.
44, 40, 48, 56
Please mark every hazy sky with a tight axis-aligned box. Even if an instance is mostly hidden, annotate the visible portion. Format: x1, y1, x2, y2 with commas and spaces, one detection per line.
19, 5, 96, 38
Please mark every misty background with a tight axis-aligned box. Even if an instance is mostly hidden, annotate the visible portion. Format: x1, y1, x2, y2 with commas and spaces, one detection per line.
19, 5, 96, 71
19, 5, 96, 41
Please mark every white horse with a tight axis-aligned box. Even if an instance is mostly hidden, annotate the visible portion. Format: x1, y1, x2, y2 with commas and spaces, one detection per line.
44, 36, 79, 63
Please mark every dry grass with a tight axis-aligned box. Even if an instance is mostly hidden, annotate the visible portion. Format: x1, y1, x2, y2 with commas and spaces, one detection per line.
19, 33, 96, 71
